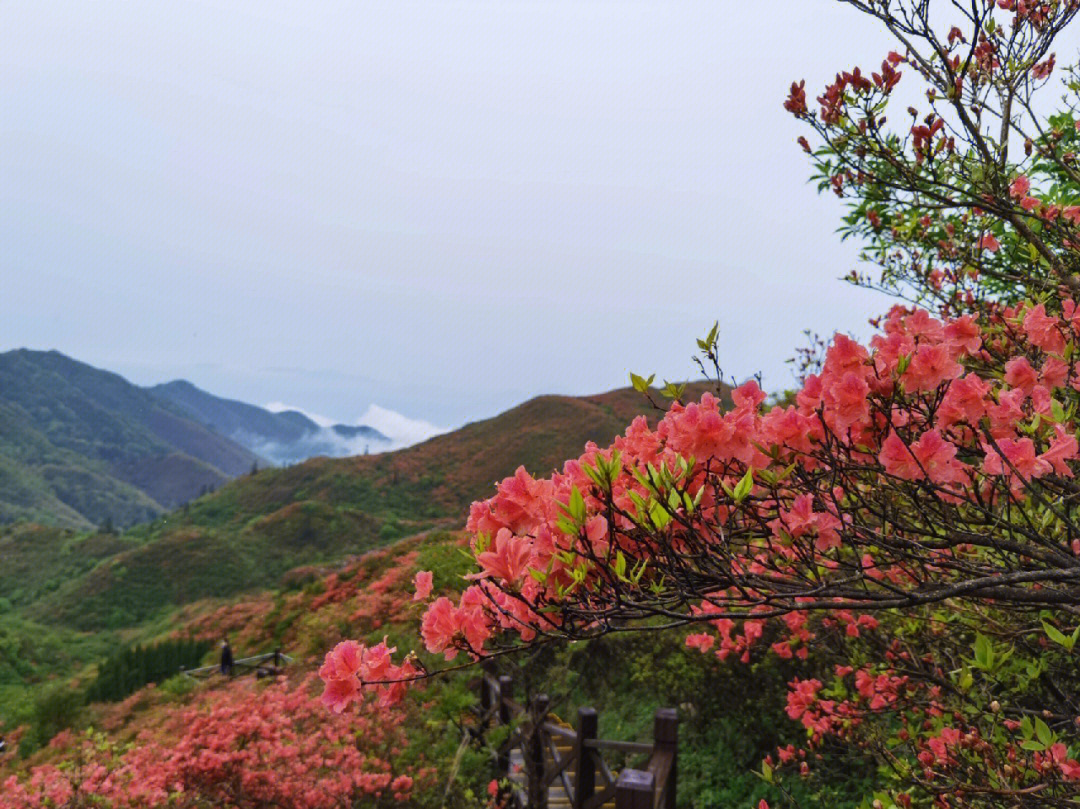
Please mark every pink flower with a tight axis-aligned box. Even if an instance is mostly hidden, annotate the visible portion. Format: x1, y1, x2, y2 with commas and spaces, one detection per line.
904, 309, 945, 341
943, 315, 981, 355
361, 637, 397, 682
911, 430, 968, 485
319, 640, 363, 681
983, 437, 1051, 481
421, 597, 460, 658
392, 775, 414, 797
412, 570, 433, 601
769, 494, 843, 551
926, 727, 962, 765
1004, 356, 1039, 393
475, 528, 534, 585
822, 371, 871, 434
457, 585, 495, 650
823, 333, 870, 376
1032, 54, 1056, 80
978, 232, 1000, 252
986, 389, 1027, 439
938, 374, 990, 427
1041, 356, 1070, 389
686, 633, 715, 652
320, 675, 359, 713
659, 394, 762, 466
1009, 174, 1031, 199
732, 379, 767, 410
1041, 425, 1079, 477
1023, 303, 1066, 354
904, 343, 962, 391
761, 405, 817, 455
785, 678, 822, 722
880, 431, 967, 486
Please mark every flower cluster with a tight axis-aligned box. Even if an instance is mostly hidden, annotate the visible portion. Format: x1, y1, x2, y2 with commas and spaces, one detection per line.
2, 676, 421, 809
318, 637, 415, 713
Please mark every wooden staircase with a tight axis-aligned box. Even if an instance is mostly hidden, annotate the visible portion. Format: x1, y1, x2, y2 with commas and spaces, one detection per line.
506, 715, 616, 809
479, 672, 677, 809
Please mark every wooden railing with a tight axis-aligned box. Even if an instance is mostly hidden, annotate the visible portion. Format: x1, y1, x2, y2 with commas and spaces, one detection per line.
478, 670, 677, 809
181, 650, 292, 680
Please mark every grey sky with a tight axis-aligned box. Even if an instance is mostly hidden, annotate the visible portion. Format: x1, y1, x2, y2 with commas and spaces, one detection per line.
3, 1, 900, 426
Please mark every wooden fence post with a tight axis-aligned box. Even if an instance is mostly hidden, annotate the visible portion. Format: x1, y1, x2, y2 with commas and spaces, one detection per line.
527, 694, 550, 809
653, 708, 678, 809
497, 675, 513, 775
615, 769, 655, 809
573, 707, 597, 809
480, 666, 494, 722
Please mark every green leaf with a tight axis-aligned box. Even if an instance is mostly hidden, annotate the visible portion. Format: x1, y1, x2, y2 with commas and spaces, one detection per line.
1043, 620, 1071, 650
732, 468, 754, 504
1035, 717, 1054, 747
1050, 398, 1066, 423
614, 551, 627, 580
661, 381, 687, 401
582, 462, 606, 489
630, 372, 655, 393
627, 490, 648, 518
649, 501, 672, 530
697, 321, 719, 352
957, 667, 973, 692
681, 491, 696, 514
972, 632, 997, 670
556, 516, 578, 536
567, 486, 586, 522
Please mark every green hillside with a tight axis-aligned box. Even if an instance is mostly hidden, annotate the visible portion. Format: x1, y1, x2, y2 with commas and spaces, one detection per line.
14, 382, 718, 631
0, 350, 264, 529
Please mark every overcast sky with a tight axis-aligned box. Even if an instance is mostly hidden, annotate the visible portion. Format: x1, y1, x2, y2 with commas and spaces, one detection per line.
2, 1, 904, 427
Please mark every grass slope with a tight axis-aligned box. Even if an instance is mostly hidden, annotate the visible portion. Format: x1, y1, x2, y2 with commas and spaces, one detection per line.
2, 530, 870, 809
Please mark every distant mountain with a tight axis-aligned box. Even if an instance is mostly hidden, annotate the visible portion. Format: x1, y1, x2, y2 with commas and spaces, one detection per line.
0, 350, 263, 529
149, 380, 390, 465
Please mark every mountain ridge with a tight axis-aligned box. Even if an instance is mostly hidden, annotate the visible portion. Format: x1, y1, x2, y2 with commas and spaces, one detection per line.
0, 349, 263, 529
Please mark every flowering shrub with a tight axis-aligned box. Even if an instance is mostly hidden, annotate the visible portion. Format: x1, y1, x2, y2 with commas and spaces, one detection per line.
310, 290, 1080, 805
2, 676, 422, 809
317, 3, 1080, 806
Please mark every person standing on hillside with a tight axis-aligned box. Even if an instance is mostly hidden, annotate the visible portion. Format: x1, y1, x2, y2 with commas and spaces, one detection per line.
219, 637, 234, 677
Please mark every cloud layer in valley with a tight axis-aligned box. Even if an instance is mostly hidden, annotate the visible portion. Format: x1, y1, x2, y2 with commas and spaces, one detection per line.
264, 401, 446, 457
